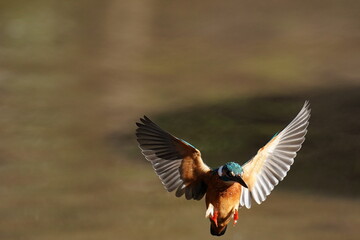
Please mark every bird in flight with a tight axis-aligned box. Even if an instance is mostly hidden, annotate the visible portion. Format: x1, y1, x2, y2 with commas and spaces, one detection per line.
136, 101, 310, 236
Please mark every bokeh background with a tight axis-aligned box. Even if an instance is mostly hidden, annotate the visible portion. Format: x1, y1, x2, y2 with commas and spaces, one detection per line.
0, 1, 359, 239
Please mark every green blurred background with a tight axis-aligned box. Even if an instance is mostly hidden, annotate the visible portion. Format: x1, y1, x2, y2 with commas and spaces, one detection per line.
0, 0, 359, 239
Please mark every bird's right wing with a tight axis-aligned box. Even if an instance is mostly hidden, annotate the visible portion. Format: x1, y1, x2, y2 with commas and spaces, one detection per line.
136, 116, 211, 200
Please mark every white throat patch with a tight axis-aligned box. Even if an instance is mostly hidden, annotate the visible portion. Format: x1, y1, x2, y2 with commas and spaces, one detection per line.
217, 166, 223, 177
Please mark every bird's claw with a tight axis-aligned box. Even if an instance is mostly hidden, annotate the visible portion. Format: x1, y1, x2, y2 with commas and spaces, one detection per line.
211, 211, 219, 227
233, 209, 238, 226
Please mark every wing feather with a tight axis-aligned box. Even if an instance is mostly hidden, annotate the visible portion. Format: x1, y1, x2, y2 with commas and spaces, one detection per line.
136, 116, 211, 200
240, 101, 311, 208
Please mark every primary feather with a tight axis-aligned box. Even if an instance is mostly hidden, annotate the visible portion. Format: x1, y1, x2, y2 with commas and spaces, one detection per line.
240, 101, 311, 208
136, 116, 211, 200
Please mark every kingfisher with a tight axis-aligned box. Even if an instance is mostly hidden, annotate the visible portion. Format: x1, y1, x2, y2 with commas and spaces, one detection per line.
136, 101, 310, 236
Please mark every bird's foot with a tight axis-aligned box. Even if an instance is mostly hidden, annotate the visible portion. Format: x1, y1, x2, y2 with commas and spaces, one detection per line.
211, 210, 219, 227
205, 203, 219, 227
233, 209, 238, 225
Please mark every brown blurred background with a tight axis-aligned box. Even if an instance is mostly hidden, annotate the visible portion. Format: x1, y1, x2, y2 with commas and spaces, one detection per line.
0, 0, 359, 239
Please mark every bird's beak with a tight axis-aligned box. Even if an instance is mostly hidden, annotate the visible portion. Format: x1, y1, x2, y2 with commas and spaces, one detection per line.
230, 175, 248, 188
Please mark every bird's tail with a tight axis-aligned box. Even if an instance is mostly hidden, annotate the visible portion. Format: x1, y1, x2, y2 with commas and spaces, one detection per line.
210, 223, 227, 236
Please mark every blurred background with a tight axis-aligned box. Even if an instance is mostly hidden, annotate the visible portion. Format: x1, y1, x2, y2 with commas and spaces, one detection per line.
0, 0, 359, 239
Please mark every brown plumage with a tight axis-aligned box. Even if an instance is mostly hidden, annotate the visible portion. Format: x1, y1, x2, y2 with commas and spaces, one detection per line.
205, 174, 241, 236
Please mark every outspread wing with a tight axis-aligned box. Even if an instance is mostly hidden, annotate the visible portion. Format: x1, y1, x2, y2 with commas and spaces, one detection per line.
240, 101, 311, 208
136, 116, 211, 200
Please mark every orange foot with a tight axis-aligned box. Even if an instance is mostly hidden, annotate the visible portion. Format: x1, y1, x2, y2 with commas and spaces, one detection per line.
233, 209, 238, 225
211, 210, 219, 227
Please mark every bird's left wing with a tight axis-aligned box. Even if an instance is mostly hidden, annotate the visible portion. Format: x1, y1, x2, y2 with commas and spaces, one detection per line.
240, 101, 311, 208
136, 116, 211, 200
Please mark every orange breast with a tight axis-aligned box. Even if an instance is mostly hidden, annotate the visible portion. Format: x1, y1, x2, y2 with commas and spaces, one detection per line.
205, 174, 242, 226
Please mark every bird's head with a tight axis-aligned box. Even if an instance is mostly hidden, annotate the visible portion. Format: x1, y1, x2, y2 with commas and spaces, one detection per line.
218, 162, 248, 188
